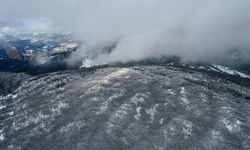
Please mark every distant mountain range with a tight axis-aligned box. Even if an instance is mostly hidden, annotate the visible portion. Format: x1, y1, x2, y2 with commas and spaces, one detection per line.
0, 33, 82, 74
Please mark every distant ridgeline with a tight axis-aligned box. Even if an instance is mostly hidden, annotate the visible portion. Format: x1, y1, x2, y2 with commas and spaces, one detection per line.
0, 33, 82, 74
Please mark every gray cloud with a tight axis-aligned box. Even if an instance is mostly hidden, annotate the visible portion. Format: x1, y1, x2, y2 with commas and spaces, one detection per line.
0, 0, 250, 65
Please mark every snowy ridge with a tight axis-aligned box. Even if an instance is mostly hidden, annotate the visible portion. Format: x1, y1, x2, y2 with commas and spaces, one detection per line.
212, 65, 250, 78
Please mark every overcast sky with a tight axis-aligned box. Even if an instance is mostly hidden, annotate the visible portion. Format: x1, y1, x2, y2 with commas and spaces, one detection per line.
0, 0, 250, 64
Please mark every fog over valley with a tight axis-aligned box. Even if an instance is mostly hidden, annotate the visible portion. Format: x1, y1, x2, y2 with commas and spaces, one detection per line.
0, 0, 250, 65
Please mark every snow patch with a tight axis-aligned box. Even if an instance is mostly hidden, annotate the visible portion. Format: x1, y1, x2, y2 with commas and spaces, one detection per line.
159, 118, 164, 124
134, 107, 142, 120
182, 120, 193, 139
7, 111, 14, 116
212, 65, 250, 78
96, 101, 109, 115
222, 118, 241, 132
87, 68, 130, 85
113, 103, 131, 119
97, 92, 125, 115
211, 130, 223, 140
146, 104, 158, 123
200, 93, 208, 102
51, 101, 68, 115
131, 93, 147, 105
180, 87, 189, 104
167, 89, 175, 95
0, 129, 4, 141
0, 105, 6, 110
0, 94, 17, 100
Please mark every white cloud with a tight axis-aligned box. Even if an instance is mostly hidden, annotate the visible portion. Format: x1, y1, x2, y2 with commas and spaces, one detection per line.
0, 0, 250, 64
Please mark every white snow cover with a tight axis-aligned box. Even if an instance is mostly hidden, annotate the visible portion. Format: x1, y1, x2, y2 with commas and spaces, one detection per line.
212, 65, 250, 78
0, 129, 4, 141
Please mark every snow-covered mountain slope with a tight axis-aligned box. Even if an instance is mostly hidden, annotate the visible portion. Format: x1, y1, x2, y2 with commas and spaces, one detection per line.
211, 65, 250, 78
1, 65, 250, 150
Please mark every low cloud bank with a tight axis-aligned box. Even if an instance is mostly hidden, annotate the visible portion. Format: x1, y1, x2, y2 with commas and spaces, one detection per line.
1, 0, 250, 65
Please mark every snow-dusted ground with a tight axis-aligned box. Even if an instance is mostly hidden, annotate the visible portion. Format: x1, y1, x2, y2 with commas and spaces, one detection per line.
187, 64, 250, 79
0, 66, 250, 150
0, 94, 16, 143
212, 65, 250, 78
